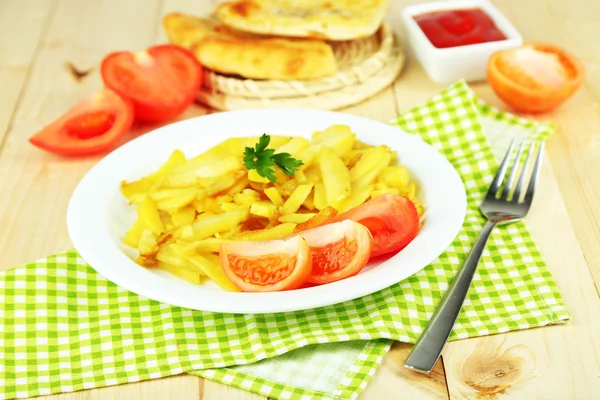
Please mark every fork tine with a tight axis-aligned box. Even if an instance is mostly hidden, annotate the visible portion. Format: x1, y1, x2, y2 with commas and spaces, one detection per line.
502, 140, 526, 199
524, 141, 544, 203
514, 141, 535, 202
487, 139, 515, 198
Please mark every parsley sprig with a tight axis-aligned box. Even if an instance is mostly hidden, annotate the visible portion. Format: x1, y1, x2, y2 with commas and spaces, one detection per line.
243, 134, 303, 183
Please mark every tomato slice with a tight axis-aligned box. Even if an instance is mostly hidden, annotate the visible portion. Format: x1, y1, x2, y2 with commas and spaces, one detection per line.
300, 220, 373, 285
488, 42, 585, 113
219, 235, 312, 292
101, 44, 203, 122
327, 194, 419, 258
29, 88, 133, 156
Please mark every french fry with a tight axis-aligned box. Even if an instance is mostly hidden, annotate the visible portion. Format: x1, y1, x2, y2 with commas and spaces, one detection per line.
156, 261, 203, 285
124, 218, 146, 247
138, 229, 158, 256
188, 254, 241, 291
303, 190, 316, 210
139, 197, 165, 235
194, 237, 236, 253
349, 147, 391, 182
233, 189, 261, 205
295, 145, 319, 170
338, 184, 372, 212
155, 188, 197, 211
293, 206, 337, 233
250, 201, 277, 219
263, 187, 284, 206
237, 223, 296, 241
275, 136, 310, 157
378, 166, 410, 190
294, 170, 307, 184
313, 182, 327, 211
279, 213, 316, 224
304, 167, 322, 183
171, 206, 196, 227
281, 183, 314, 215
319, 147, 351, 208
353, 154, 392, 188
312, 124, 355, 157
220, 202, 241, 212
225, 176, 250, 195
121, 177, 154, 203
205, 171, 246, 195
248, 169, 270, 183
192, 207, 250, 240
156, 244, 202, 272
276, 179, 299, 197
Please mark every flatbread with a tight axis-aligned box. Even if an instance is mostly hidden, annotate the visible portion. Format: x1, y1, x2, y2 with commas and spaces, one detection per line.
162, 12, 337, 80
216, 0, 390, 40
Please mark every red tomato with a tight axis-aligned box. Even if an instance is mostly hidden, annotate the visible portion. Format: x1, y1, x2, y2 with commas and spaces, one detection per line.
329, 194, 419, 257
219, 235, 312, 292
101, 44, 203, 122
29, 88, 133, 156
488, 42, 585, 113
300, 220, 373, 285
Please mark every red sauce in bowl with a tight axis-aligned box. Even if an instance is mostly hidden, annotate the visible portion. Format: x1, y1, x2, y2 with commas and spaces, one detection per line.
414, 8, 507, 48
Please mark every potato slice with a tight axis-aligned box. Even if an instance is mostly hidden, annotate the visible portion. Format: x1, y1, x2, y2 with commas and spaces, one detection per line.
313, 182, 327, 211
304, 167, 322, 183
338, 184, 373, 212
278, 213, 316, 224
281, 183, 314, 215
250, 201, 277, 219
188, 254, 240, 292
378, 166, 410, 190
312, 124, 355, 158
192, 207, 250, 240
156, 261, 203, 285
349, 147, 391, 183
263, 187, 284, 206
138, 229, 158, 256
233, 189, 261, 205
237, 223, 296, 241
155, 188, 198, 211
248, 169, 270, 183
194, 237, 235, 253
295, 145, 319, 170
319, 147, 351, 208
139, 198, 165, 235
275, 136, 310, 157
124, 217, 146, 248
171, 206, 196, 227
293, 206, 337, 233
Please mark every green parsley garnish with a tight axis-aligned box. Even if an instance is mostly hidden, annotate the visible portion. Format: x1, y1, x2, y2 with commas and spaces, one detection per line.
243, 134, 304, 183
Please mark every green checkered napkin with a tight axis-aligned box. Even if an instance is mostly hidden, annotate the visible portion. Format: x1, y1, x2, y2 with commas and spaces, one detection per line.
0, 81, 569, 400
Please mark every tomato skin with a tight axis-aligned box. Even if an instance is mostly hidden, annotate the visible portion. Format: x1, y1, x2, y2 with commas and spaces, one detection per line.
300, 220, 373, 285
488, 42, 585, 113
29, 88, 134, 156
219, 236, 312, 292
329, 194, 419, 258
101, 44, 203, 122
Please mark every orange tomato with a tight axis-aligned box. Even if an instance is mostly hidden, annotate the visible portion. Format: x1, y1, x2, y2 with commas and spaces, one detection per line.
219, 236, 312, 292
300, 220, 373, 285
487, 42, 585, 113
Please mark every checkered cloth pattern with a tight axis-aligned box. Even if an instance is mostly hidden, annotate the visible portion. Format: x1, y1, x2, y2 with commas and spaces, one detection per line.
0, 81, 569, 400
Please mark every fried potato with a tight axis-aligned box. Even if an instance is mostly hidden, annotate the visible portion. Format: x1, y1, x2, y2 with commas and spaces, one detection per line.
319, 147, 350, 209
122, 127, 422, 292
293, 206, 338, 233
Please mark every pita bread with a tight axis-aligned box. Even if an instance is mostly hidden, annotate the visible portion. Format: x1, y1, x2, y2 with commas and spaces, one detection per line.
216, 0, 390, 40
163, 13, 337, 80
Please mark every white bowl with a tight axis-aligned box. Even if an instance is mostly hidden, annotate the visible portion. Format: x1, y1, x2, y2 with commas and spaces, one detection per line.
401, 0, 522, 84
67, 109, 466, 314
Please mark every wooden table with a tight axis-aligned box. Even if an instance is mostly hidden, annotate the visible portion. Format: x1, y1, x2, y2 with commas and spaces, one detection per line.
1, 0, 598, 398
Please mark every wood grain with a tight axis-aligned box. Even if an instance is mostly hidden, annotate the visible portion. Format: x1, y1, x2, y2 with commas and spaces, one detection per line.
0, 0, 55, 146
0, 0, 599, 399
443, 156, 600, 399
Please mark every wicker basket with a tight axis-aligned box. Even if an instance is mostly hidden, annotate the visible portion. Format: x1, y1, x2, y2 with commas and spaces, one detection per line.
197, 24, 404, 110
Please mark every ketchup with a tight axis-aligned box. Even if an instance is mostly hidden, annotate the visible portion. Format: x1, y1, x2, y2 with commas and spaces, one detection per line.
414, 8, 507, 48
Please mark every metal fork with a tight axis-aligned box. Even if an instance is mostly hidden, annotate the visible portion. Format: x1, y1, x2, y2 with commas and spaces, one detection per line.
404, 139, 545, 374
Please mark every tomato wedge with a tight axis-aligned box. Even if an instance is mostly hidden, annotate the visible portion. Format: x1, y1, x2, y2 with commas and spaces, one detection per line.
488, 42, 585, 113
101, 44, 203, 122
29, 88, 133, 156
327, 194, 419, 258
219, 235, 312, 292
300, 220, 373, 285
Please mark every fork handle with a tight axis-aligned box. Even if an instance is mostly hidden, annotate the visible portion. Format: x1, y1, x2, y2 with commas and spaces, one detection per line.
404, 221, 497, 374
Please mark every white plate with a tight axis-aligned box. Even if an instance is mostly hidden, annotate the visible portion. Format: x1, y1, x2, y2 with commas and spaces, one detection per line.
67, 109, 466, 314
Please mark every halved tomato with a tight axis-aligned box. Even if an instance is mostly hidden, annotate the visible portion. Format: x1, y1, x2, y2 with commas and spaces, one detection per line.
300, 220, 373, 285
29, 88, 134, 156
488, 42, 585, 113
101, 44, 203, 122
328, 194, 419, 258
219, 235, 312, 292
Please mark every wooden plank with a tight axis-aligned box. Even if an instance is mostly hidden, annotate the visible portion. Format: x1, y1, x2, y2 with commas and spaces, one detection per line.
443, 155, 600, 399
0, 0, 55, 145
362, 342, 448, 399
490, 0, 600, 294
203, 380, 266, 400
